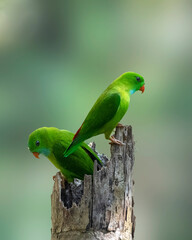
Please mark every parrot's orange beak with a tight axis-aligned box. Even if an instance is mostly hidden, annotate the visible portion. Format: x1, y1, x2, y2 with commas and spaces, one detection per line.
139, 85, 145, 93
33, 152, 40, 159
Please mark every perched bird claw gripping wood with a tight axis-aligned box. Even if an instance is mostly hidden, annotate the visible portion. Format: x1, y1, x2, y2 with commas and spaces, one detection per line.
109, 135, 125, 145
28, 127, 103, 182
64, 72, 145, 157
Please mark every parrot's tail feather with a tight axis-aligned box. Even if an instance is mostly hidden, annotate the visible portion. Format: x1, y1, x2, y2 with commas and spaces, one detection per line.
73, 122, 84, 140
73, 124, 83, 140
64, 137, 82, 157
64, 142, 77, 157
64, 124, 84, 157
64, 131, 91, 158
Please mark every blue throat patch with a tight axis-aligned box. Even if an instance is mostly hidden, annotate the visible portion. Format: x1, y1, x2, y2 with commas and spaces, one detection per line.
41, 148, 51, 156
130, 89, 136, 95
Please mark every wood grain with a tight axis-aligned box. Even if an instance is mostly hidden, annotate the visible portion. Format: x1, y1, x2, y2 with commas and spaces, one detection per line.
51, 125, 135, 240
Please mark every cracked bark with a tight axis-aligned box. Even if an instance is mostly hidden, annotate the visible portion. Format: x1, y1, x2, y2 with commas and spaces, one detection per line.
51, 125, 136, 240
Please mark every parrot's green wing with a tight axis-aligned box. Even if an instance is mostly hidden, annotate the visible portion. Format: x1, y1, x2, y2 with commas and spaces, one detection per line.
52, 131, 102, 181
80, 142, 103, 166
64, 92, 121, 157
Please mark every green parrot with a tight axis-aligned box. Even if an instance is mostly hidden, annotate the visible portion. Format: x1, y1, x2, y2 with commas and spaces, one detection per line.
64, 72, 145, 157
28, 127, 102, 182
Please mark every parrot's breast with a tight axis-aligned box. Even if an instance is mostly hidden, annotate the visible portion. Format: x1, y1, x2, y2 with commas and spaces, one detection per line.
48, 153, 61, 170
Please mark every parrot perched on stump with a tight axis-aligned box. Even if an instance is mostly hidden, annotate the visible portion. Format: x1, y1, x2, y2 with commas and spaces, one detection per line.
64, 72, 145, 157
28, 127, 102, 182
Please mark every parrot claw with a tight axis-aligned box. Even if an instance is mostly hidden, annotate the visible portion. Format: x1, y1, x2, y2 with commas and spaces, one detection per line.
109, 136, 125, 146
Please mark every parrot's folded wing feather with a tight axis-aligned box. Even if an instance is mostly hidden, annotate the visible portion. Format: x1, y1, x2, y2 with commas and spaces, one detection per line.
64, 92, 121, 157
81, 143, 103, 166
52, 141, 92, 181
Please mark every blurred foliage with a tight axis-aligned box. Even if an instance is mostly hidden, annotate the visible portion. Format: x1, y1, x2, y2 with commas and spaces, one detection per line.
0, 1, 192, 240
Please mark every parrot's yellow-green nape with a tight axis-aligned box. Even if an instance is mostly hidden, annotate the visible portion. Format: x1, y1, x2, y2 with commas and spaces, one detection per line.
28, 127, 102, 182
64, 72, 145, 157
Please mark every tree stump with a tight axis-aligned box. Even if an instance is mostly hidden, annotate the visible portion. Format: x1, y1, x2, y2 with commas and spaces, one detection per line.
51, 125, 135, 240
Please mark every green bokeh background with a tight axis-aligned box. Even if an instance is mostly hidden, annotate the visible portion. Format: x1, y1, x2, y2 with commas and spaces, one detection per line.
0, 1, 192, 240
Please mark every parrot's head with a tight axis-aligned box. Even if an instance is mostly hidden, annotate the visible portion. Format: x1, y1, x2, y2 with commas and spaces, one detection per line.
28, 127, 52, 159
122, 72, 145, 95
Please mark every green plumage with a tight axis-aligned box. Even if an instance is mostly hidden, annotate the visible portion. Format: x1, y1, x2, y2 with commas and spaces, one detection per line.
64, 72, 145, 157
28, 127, 102, 182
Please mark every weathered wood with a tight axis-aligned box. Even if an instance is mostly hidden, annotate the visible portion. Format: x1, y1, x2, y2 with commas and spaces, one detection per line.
51, 125, 135, 240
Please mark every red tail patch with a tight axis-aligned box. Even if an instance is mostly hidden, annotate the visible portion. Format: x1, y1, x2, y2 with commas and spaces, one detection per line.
73, 123, 83, 140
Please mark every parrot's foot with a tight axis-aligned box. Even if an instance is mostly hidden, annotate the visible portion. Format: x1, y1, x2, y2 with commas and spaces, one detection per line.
117, 122, 124, 127
109, 136, 125, 145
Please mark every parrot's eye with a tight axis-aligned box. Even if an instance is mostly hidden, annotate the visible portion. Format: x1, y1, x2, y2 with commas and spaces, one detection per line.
36, 140, 40, 146
136, 76, 140, 82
